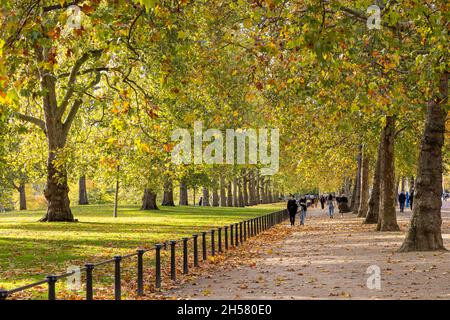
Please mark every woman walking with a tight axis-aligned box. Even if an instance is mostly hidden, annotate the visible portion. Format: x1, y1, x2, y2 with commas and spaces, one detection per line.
299, 196, 307, 225
327, 194, 334, 218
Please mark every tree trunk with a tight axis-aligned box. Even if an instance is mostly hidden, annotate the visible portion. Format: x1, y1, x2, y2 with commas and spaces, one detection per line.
212, 186, 219, 207
352, 144, 363, 214
237, 179, 245, 207
141, 189, 158, 210
365, 140, 382, 224
179, 179, 188, 205
78, 175, 89, 205
401, 177, 406, 192
399, 73, 448, 252
256, 173, 261, 204
18, 183, 27, 210
220, 175, 226, 206
243, 175, 249, 206
161, 179, 175, 206
40, 148, 74, 222
113, 166, 119, 218
378, 116, 400, 231
226, 180, 233, 206
202, 186, 210, 206
357, 151, 370, 217
232, 178, 238, 207
249, 171, 256, 205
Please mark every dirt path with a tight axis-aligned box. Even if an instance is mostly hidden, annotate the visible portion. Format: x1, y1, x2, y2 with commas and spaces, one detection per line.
168, 204, 450, 300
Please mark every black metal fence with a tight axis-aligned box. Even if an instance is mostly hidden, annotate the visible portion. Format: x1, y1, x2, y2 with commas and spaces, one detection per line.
0, 209, 288, 300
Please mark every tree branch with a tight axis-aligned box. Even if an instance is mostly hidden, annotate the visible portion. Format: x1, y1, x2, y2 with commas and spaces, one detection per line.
42, 1, 82, 13
13, 112, 46, 132
62, 71, 101, 136
57, 49, 103, 120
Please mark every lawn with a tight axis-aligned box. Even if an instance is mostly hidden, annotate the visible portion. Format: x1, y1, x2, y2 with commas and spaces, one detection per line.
0, 203, 284, 297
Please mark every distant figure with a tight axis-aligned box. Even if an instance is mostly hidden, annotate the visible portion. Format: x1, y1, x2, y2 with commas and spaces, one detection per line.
398, 192, 406, 212
320, 195, 325, 210
287, 197, 298, 226
327, 194, 334, 218
299, 197, 307, 226
198, 197, 203, 206
409, 190, 414, 210
405, 191, 410, 208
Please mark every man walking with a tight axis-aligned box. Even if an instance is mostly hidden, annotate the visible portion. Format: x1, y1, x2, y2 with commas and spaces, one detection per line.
398, 191, 406, 212
287, 196, 298, 226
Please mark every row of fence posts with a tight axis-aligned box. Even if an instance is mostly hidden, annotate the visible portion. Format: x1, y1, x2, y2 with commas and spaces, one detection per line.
0, 209, 287, 300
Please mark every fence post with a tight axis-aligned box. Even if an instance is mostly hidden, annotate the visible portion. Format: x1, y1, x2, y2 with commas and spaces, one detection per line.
137, 249, 144, 296
193, 234, 199, 267
0, 290, 7, 300
218, 227, 222, 252
85, 263, 94, 300
202, 232, 207, 261
114, 255, 122, 300
239, 222, 243, 243
155, 244, 162, 288
183, 238, 189, 274
224, 226, 228, 250
235, 223, 239, 246
46, 275, 57, 300
211, 229, 215, 257
243, 221, 247, 241
230, 224, 234, 247
170, 240, 177, 281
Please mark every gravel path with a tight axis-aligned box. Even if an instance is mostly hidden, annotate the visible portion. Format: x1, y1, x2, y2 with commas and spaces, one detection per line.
168, 204, 450, 300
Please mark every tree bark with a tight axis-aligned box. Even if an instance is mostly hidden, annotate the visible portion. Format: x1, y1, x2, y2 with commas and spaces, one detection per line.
399, 73, 448, 252
226, 180, 233, 207
237, 178, 245, 207
78, 175, 88, 205
232, 178, 238, 207
357, 150, 370, 217
202, 186, 210, 206
141, 189, 158, 210
212, 186, 219, 207
18, 183, 27, 210
256, 172, 261, 204
179, 179, 188, 206
40, 149, 74, 222
243, 175, 249, 206
365, 140, 382, 224
378, 116, 400, 231
219, 175, 226, 206
351, 144, 363, 214
161, 179, 175, 206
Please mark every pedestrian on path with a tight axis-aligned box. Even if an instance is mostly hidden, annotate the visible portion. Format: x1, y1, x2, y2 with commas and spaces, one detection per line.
299, 196, 307, 225
399, 192, 406, 212
287, 196, 298, 226
409, 189, 414, 210
320, 195, 325, 210
327, 194, 334, 218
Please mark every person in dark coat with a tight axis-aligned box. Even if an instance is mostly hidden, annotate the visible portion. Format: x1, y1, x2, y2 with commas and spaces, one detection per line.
320, 195, 325, 210
409, 190, 414, 210
398, 192, 406, 212
287, 197, 298, 226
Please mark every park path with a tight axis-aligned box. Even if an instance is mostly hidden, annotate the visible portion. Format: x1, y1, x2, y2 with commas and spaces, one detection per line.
167, 203, 450, 300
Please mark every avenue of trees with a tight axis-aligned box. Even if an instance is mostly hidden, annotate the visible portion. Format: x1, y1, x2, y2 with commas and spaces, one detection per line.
0, 0, 448, 253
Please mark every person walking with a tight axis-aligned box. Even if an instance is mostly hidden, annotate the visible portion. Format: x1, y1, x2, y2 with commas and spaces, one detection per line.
398, 191, 406, 212
327, 194, 334, 218
409, 189, 414, 210
299, 196, 307, 226
320, 195, 325, 210
287, 197, 298, 226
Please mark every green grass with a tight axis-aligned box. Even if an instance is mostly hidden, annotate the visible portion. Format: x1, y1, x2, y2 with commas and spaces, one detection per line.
0, 203, 284, 294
